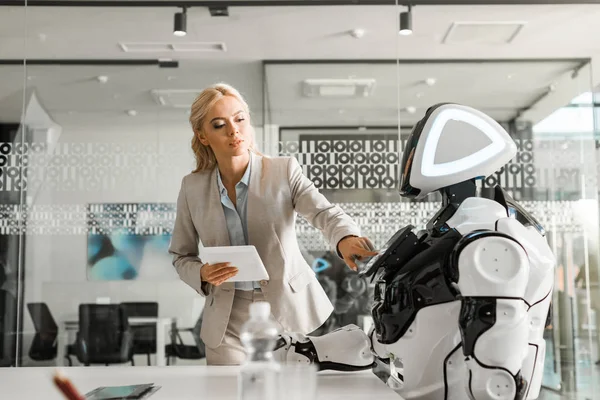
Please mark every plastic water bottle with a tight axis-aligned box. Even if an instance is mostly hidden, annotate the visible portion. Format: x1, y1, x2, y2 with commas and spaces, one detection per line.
238, 301, 281, 400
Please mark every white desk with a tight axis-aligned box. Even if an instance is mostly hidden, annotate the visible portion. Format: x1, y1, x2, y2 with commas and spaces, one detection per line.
0, 366, 402, 400
57, 317, 177, 367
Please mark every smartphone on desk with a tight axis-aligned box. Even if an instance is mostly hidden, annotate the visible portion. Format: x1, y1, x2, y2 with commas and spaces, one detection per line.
85, 384, 156, 400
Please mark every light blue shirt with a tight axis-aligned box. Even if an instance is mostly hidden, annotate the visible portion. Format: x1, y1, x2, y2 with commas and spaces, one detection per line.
216, 152, 260, 291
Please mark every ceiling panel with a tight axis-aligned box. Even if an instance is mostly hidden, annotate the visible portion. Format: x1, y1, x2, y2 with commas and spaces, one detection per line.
265, 60, 581, 126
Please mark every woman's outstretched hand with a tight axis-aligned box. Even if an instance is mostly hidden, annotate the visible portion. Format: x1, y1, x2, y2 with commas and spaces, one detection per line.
337, 236, 378, 271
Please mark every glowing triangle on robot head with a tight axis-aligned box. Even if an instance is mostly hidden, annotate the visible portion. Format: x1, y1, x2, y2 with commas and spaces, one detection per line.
405, 104, 517, 199
421, 107, 509, 177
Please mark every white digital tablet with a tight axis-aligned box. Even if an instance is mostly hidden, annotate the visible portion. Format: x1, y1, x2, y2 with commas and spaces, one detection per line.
200, 245, 269, 282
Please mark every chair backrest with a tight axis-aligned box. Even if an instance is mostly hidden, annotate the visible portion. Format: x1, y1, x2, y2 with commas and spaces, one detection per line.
120, 302, 158, 318
27, 303, 58, 334
79, 304, 129, 355
26, 303, 59, 360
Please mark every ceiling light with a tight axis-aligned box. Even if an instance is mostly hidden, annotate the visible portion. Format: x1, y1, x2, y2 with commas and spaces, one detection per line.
174, 7, 187, 37
350, 28, 366, 39
96, 75, 109, 84
126, 110, 137, 117
406, 106, 417, 114
209, 6, 229, 17
399, 5, 413, 36
425, 77, 436, 86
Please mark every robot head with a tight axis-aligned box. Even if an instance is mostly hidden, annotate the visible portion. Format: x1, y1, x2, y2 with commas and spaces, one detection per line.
399, 103, 517, 199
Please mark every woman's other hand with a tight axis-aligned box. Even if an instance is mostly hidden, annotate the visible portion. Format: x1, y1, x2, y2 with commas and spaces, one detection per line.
337, 236, 378, 271
200, 262, 238, 285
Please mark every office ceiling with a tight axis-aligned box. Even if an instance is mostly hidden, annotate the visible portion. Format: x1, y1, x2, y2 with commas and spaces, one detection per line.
2, 4, 600, 59
265, 61, 584, 126
0, 3, 599, 127
0, 59, 585, 127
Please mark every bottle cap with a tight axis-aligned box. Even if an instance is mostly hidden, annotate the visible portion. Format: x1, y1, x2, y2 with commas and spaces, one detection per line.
249, 301, 271, 319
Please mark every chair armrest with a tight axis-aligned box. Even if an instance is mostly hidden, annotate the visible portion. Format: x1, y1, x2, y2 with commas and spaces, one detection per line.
121, 330, 134, 360
75, 332, 88, 364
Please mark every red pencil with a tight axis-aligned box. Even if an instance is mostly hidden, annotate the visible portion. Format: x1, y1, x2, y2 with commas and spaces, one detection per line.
53, 369, 85, 400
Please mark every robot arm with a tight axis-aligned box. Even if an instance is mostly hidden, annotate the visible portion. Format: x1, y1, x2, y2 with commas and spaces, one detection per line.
453, 231, 530, 400
274, 325, 375, 371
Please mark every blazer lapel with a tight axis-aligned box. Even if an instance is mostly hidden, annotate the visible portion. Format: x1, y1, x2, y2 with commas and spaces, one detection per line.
247, 153, 267, 248
205, 167, 230, 247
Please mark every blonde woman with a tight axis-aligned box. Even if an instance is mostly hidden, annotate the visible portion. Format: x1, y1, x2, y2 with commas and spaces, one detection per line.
169, 83, 377, 365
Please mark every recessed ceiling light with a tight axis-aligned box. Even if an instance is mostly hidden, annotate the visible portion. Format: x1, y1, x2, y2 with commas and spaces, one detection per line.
424, 78, 436, 86
97, 75, 109, 84
507, 74, 514, 79
350, 28, 366, 39
406, 106, 417, 114
167, 76, 177, 81
126, 110, 137, 117
38, 33, 47, 42
416, 92, 424, 98
209, 6, 229, 17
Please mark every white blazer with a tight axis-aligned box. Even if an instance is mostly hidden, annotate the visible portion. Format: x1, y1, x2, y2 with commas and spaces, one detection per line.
169, 154, 361, 348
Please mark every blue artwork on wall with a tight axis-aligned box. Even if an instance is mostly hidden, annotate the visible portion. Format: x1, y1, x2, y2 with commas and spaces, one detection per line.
86, 203, 178, 281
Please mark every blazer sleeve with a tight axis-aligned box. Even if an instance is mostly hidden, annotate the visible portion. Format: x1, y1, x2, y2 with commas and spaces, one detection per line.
287, 156, 362, 254
169, 175, 210, 296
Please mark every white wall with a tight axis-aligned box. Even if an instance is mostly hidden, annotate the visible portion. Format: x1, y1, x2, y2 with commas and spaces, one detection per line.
20, 118, 267, 363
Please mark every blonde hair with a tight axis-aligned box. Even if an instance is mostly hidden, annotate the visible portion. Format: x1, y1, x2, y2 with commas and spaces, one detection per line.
189, 83, 260, 173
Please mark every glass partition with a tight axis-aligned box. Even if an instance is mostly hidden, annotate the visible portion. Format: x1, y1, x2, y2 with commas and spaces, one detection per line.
0, 6, 27, 368
6, 4, 399, 369
2, 3, 600, 400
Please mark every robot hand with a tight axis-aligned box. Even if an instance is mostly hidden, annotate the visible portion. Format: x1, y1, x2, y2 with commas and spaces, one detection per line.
274, 324, 376, 371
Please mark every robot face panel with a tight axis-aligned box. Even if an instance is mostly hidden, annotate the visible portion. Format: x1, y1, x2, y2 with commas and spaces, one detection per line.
399, 104, 517, 199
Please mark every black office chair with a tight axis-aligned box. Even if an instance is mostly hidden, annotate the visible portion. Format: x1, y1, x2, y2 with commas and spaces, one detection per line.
75, 304, 134, 366
121, 302, 158, 366
27, 303, 77, 366
165, 313, 205, 365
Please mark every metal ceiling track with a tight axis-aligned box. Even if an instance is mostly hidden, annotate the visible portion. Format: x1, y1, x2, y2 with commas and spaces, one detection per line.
2, 0, 600, 6
0, 59, 179, 67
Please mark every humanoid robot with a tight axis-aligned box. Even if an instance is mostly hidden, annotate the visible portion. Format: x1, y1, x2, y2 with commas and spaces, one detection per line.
275, 104, 556, 400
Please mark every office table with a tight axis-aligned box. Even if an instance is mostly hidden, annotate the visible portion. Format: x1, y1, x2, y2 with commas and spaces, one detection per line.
57, 317, 177, 367
0, 366, 402, 399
